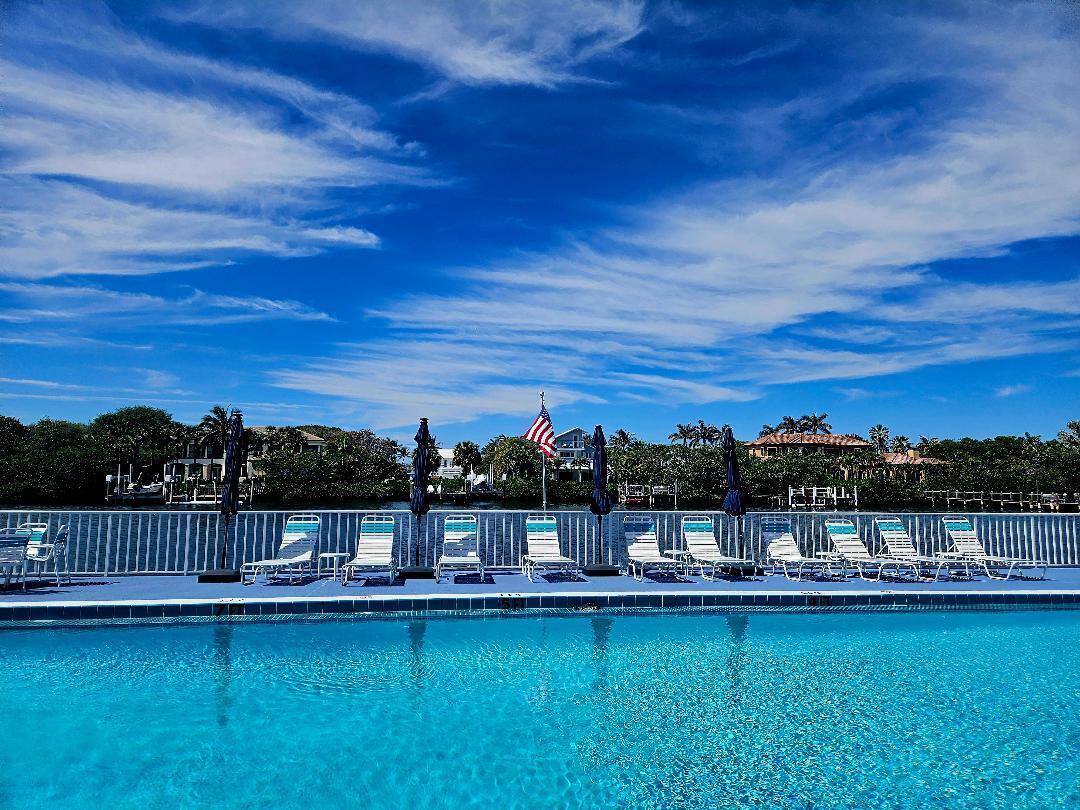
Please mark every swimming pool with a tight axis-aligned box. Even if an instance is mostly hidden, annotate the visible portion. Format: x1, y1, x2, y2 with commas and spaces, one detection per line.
2, 611, 1078, 808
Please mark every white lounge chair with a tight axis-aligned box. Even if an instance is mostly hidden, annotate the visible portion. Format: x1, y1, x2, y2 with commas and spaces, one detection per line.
0, 528, 31, 590
624, 516, 679, 581
824, 519, 917, 581
874, 516, 968, 581
680, 516, 755, 580
941, 515, 1047, 580
341, 515, 397, 585
435, 513, 484, 583
762, 516, 829, 581
521, 515, 578, 582
240, 514, 319, 585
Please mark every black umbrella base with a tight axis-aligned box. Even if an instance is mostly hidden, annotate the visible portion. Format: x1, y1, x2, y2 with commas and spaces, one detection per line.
398, 566, 436, 580
198, 568, 242, 583
583, 564, 621, 577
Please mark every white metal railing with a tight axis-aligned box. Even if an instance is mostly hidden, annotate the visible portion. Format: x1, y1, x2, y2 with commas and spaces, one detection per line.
0, 509, 1078, 576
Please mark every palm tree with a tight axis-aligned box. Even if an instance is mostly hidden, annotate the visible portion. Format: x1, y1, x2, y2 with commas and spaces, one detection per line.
452, 440, 482, 477
169, 422, 198, 458
1057, 420, 1080, 449
889, 435, 912, 453
668, 423, 696, 446
696, 420, 722, 447
777, 415, 801, 434
868, 424, 890, 453
199, 405, 232, 454
609, 429, 635, 451
802, 413, 832, 434
917, 435, 940, 453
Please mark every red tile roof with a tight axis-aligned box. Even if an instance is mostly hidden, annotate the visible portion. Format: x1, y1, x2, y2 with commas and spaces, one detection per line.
746, 432, 872, 448
880, 452, 947, 465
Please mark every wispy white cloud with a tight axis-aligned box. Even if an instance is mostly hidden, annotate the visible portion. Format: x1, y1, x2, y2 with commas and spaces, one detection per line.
0, 377, 80, 390
0, 334, 154, 351
172, 0, 644, 88
0, 179, 383, 280
272, 337, 606, 428
0, 282, 333, 327
275, 2, 1080, 423
0, 2, 419, 281
995, 384, 1032, 398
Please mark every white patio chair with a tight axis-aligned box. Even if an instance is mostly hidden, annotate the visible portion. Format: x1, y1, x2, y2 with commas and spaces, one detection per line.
241, 514, 319, 585
341, 515, 397, 584
624, 516, 679, 582
435, 514, 484, 583
941, 515, 1047, 580
22, 523, 70, 586
874, 516, 968, 581
681, 515, 755, 580
824, 519, 917, 581
762, 516, 829, 581
0, 528, 31, 590
521, 515, 578, 582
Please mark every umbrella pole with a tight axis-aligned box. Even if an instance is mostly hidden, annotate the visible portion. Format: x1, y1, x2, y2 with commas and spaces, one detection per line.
218, 517, 230, 570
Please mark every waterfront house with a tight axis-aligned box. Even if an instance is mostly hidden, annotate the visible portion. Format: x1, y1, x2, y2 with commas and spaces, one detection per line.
165, 426, 326, 483
554, 427, 594, 481
435, 449, 487, 490
437, 449, 463, 479
746, 432, 873, 458
748, 433, 946, 483
875, 450, 948, 482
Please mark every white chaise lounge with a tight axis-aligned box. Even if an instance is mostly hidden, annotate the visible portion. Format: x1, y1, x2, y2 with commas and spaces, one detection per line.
762, 516, 829, 581
873, 516, 968, 581
341, 515, 397, 585
435, 513, 484, 583
680, 515, 755, 580
941, 515, 1047, 580
521, 515, 578, 582
624, 516, 679, 582
824, 518, 917, 581
241, 514, 319, 585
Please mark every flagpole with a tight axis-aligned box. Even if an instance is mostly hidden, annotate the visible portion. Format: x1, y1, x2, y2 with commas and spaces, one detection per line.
540, 391, 548, 511
542, 451, 547, 511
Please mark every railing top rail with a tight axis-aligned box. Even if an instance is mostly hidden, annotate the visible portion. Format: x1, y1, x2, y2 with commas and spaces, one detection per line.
0, 508, 1078, 518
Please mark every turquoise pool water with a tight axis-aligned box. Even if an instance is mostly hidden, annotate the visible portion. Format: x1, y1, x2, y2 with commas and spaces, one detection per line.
1, 611, 1078, 809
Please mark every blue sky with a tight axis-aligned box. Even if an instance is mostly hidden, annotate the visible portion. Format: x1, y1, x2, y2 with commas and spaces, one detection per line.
2, 0, 1079, 444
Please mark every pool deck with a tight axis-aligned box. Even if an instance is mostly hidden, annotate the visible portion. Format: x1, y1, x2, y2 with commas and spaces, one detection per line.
2, 566, 1079, 625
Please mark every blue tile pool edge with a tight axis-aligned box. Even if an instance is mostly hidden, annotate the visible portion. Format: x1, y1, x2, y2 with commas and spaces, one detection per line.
1, 590, 1078, 629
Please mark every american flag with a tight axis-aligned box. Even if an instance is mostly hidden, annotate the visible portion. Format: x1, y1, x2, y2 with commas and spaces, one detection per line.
524, 401, 556, 458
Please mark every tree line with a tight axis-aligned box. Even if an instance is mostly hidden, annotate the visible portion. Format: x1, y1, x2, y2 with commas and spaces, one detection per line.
1, 406, 1078, 508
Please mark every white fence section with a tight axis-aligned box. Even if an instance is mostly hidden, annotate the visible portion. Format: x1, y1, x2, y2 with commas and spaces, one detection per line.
1, 509, 1078, 576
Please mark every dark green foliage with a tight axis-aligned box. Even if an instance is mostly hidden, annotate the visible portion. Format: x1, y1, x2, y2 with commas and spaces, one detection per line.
2, 409, 1079, 507
255, 429, 410, 504
0, 418, 106, 504
481, 436, 542, 480
496, 476, 596, 505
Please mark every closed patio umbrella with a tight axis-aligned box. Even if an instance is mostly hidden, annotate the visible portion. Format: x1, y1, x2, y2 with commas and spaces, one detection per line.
199, 410, 244, 583
585, 424, 619, 576
721, 425, 748, 558
401, 418, 435, 578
